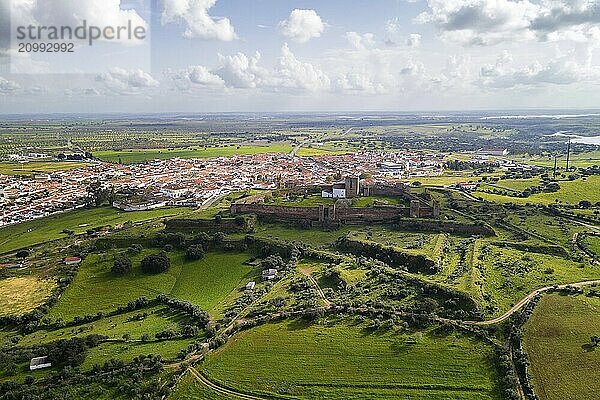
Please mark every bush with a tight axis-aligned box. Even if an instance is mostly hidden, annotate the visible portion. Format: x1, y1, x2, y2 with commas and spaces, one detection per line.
16, 250, 29, 259
185, 244, 205, 261
141, 252, 170, 274
111, 256, 132, 275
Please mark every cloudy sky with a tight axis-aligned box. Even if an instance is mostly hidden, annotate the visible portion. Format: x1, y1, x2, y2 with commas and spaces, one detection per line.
1, 0, 600, 114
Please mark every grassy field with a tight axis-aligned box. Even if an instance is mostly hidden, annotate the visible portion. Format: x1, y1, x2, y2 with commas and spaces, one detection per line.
94, 144, 293, 163
48, 250, 254, 320
266, 194, 403, 208
523, 294, 600, 400
475, 176, 600, 205
169, 371, 229, 400
201, 320, 501, 399
0, 276, 55, 316
583, 235, 600, 258
0, 206, 193, 254
510, 151, 600, 168
0, 161, 90, 176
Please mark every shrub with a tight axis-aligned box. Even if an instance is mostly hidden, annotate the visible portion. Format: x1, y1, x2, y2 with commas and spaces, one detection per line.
185, 244, 205, 261
111, 256, 132, 275
140, 252, 170, 274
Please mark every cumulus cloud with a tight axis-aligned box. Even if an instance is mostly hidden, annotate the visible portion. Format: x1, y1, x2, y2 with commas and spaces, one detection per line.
279, 9, 325, 43
162, 0, 237, 41
345, 32, 376, 50
478, 54, 598, 88
95, 68, 159, 95
0, 76, 20, 94
277, 43, 330, 91
4, 0, 148, 45
417, 0, 600, 45
406, 33, 422, 47
214, 51, 269, 89
171, 65, 225, 90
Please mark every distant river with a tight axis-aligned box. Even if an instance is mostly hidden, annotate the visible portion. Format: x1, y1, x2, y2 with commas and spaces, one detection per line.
545, 132, 600, 145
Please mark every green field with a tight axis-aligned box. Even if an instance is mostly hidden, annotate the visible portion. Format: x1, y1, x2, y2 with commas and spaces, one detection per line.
524, 294, 600, 400
94, 144, 293, 163
201, 320, 501, 399
266, 194, 403, 208
475, 176, 600, 205
0, 206, 193, 254
48, 250, 254, 320
0, 161, 90, 176
169, 372, 229, 400
583, 235, 600, 258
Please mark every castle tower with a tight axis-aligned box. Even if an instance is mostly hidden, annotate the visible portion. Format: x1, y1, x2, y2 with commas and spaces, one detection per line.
432, 201, 440, 218
345, 176, 360, 198
410, 200, 421, 218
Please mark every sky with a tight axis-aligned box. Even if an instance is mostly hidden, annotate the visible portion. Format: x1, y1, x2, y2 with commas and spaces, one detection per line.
1, 0, 600, 114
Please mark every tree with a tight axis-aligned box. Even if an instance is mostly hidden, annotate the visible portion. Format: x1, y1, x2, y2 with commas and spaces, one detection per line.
213, 232, 226, 244
185, 244, 205, 261
411, 181, 422, 187
16, 250, 29, 259
579, 200, 592, 209
111, 256, 132, 275
141, 252, 170, 274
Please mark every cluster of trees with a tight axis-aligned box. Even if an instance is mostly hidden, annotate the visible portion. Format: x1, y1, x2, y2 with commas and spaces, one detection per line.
111, 256, 132, 275
141, 252, 170, 274
185, 244, 205, 261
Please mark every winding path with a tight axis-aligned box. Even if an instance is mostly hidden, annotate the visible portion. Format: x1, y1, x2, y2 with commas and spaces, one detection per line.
188, 367, 268, 400
464, 279, 600, 326
299, 267, 332, 308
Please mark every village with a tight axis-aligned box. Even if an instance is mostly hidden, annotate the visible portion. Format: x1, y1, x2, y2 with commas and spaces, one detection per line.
0, 148, 520, 227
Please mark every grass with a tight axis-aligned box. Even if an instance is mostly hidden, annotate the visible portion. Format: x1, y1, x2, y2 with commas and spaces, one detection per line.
202, 319, 501, 400
475, 176, 600, 205
582, 235, 600, 258
169, 251, 255, 316
0, 276, 55, 316
266, 194, 403, 208
0, 206, 194, 254
169, 371, 230, 400
94, 144, 293, 163
0, 161, 89, 176
523, 294, 600, 400
48, 250, 254, 321
18, 305, 187, 346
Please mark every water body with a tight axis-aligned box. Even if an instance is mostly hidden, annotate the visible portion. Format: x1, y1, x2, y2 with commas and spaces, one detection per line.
545, 132, 600, 145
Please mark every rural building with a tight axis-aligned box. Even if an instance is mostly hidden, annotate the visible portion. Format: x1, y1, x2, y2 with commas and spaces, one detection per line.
262, 269, 278, 280
64, 257, 82, 265
321, 177, 360, 199
245, 281, 256, 290
30, 356, 51, 371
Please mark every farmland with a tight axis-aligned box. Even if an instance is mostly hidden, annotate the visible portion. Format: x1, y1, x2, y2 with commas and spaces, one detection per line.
523, 294, 600, 400
0, 206, 194, 254
0, 276, 55, 316
201, 319, 501, 400
0, 161, 90, 176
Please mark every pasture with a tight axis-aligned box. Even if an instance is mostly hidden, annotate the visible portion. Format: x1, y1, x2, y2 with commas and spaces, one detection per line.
0, 206, 193, 254
0, 276, 55, 316
48, 250, 254, 320
201, 320, 501, 399
523, 294, 600, 400
94, 144, 293, 163
0, 161, 90, 176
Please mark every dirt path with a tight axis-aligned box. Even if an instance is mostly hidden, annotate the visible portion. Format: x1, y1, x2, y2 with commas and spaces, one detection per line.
465, 279, 600, 326
299, 267, 332, 308
188, 367, 268, 400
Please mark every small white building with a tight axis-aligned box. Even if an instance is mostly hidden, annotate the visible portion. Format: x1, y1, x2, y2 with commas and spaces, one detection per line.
30, 356, 52, 371
245, 281, 256, 290
262, 269, 278, 280
64, 257, 82, 265
161, 186, 188, 199
321, 183, 347, 199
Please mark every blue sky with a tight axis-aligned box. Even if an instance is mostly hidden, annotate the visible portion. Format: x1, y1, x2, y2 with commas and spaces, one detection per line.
1, 0, 600, 113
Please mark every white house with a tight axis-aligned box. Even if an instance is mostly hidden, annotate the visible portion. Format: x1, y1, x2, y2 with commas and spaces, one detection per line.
322, 183, 347, 199
245, 281, 256, 291
262, 269, 278, 280
64, 257, 82, 265
30, 356, 52, 371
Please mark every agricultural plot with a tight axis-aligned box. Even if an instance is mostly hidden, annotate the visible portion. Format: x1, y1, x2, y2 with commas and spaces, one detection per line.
0, 161, 90, 176
94, 144, 292, 163
0, 206, 193, 254
475, 176, 600, 205
48, 250, 254, 321
582, 235, 600, 258
201, 320, 501, 400
0, 276, 55, 316
169, 372, 229, 400
524, 294, 600, 400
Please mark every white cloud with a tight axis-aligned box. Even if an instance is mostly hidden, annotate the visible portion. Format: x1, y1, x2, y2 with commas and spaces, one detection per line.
214, 51, 269, 89
478, 56, 599, 88
279, 9, 325, 43
417, 0, 600, 45
162, 0, 237, 41
406, 33, 422, 48
345, 32, 376, 50
277, 43, 330, 91
0, 76, 20, 94
95, 68, 159, 95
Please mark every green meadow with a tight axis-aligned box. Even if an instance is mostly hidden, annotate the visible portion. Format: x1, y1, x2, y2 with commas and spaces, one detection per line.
0, 206, 193, 254
524, 294, 600, 400
94, 144, 293, 163
201, 320, 501, 400
0, 161, 90, 176
48, 250, 254, 320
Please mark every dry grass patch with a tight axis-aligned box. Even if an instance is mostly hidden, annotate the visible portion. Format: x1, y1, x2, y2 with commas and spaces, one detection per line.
0, 276, 55, 316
